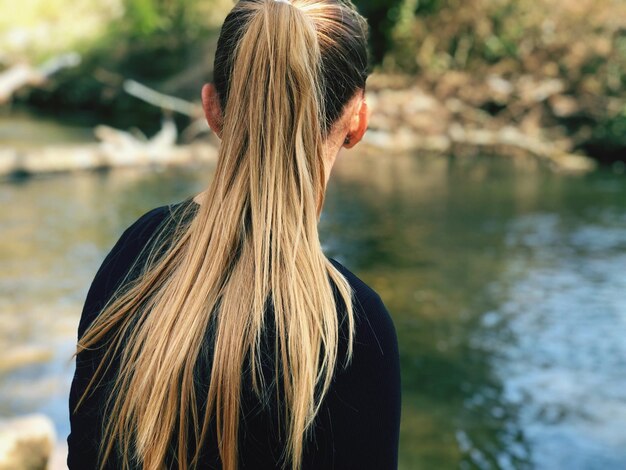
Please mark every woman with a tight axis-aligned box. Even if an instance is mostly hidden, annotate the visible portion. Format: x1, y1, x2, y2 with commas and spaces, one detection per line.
67, 0, 401, 469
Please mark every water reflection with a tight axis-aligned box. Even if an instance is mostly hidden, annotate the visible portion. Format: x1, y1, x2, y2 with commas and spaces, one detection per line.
326, 152, 626, 469
487, 212, 626, 469
325, 153, 538, 469
0, 151, 625, 469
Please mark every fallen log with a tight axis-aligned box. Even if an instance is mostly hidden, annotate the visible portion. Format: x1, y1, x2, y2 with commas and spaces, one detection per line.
0, 53, 80, 104
0, 141, 218, 180
123, 79, 201, 117
94, 118, 178, 165
123, 79, 209, 141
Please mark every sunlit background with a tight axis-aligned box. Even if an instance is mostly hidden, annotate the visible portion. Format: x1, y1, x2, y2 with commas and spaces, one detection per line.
1, 0, 625, 469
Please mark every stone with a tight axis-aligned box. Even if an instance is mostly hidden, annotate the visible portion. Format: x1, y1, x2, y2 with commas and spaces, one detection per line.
47, 442, 68, 470
0, 414, 56, 470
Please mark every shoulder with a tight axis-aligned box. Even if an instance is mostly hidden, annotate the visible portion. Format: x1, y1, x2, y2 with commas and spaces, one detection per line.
98, 199, 196, 276
314, 259, 401, 469
95, 205, 171, 279
100, 198, 195, 268
328, 258, 398, 362
329, 257, 385, 308
329, 257, 393, 327
77, 200, 191, 338
116, 206, 168, 245
116, 202, 185, 245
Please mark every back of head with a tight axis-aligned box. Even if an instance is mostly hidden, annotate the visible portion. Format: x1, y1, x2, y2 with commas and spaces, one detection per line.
75, 2, 370, 470
214, 0, 369, 136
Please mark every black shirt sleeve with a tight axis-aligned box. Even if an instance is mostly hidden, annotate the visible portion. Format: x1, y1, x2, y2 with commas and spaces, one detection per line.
67, 206, 169, 469
336, 292, 401, 470
306, 260, 401, 470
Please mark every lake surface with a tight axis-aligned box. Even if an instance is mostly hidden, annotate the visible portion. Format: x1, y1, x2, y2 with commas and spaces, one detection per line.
1, 150, 625, 469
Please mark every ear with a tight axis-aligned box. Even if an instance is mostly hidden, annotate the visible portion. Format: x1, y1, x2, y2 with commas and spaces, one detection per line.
343, 97, 369, 149
201, 83, 223, 137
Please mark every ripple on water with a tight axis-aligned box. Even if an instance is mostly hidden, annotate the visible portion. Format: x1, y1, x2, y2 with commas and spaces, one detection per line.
483, 211, 626, 469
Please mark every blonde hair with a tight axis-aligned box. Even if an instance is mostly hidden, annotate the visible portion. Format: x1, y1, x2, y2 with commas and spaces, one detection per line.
74, 1, 369, 469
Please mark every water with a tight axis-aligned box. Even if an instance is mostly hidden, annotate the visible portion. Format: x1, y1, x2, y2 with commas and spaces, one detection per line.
0, 150, 625, 469
0, 108, 95, 150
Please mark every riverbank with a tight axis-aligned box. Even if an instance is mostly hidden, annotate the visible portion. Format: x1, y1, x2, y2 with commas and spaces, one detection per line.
0, 73, 597, 180
0, 140, 218, 180
364, 74, 597, 173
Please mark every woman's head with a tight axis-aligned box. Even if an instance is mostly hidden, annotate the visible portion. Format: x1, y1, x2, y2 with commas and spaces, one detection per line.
201, 0, 370, 186
213, 0, 368, 132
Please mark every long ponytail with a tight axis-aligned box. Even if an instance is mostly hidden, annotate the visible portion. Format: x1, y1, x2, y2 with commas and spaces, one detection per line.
74, 1, 369, 469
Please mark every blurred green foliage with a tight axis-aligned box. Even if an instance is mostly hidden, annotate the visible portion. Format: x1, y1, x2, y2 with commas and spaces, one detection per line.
24, 0, 220, 132
122, 0, 203, 38
382, 0, 626, 162
7, 0, 626, 162
386, 0, 538, 72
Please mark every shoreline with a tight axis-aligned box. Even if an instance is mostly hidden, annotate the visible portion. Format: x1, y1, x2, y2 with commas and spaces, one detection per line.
1, 73, 602, 179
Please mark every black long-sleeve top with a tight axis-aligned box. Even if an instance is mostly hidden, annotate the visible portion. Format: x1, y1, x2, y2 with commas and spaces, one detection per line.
67, 199, 401, 470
